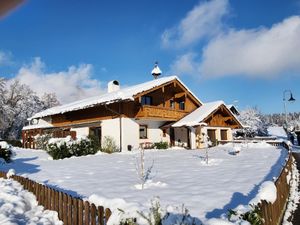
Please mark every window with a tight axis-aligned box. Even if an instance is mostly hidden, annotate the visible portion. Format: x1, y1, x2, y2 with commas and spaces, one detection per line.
170, 99, 175, 109
221, 129, 228, 140
141, 96, 152, 105
179, 101, 185, 110
139, 125, 147, 139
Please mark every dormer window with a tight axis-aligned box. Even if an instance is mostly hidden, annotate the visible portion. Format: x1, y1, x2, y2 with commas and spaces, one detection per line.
141, 96, 152, 105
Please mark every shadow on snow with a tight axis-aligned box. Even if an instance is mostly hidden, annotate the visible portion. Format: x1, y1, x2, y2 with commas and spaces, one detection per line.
205, 147, 287, 220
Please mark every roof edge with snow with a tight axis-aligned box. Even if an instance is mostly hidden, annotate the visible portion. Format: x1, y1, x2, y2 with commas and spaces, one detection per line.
29, 75, 202, 120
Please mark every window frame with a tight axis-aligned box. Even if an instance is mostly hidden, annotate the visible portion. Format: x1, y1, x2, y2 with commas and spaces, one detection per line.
179, 101, 185, 110
139, 125, 148, 139
141, 96, 153, 106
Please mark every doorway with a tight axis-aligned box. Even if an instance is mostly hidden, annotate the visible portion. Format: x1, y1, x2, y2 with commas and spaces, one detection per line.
207, 129, 217, 146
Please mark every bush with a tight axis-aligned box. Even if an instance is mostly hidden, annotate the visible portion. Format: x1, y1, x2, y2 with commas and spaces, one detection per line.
0, 141, 12, 163
46, 137, 99, 160
5, 140, 22, 147
35, 133, 52, 150
228, 204, 263, 225
153, 142, 168, 149
101, 136, 119, 153
47, 142, 71, 160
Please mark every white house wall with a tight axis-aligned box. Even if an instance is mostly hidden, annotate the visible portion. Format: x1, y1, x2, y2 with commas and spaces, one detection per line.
121, 118, 139, 150
70, 127, 89, 138
101, 118, 121, 150
197, 126, 233, 148
137, 120, 169, 145
68, 118, 171, 151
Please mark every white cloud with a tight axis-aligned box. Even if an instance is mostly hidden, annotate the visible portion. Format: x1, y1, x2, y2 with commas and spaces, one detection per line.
169, 15, 300, 79
0, 51, 12, 66
200, 16, 300, 78
161, 0, 229, 48
15, 58, 105, 103
170, 52, 198, 75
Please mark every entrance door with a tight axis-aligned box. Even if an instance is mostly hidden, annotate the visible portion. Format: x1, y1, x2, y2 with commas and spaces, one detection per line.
170, 127, 175, 146
207, 129, 217, 146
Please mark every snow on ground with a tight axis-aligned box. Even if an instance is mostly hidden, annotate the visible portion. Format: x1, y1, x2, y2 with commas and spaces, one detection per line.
1, 142, 288, 224
0, 177, 62, 225
267, 126, 287, 139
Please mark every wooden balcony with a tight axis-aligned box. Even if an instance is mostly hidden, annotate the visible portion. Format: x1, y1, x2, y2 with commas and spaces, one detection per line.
136, 105, 188, 121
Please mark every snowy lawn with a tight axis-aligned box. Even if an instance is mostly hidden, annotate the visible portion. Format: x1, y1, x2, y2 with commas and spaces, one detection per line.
1, 142, 288, 224
0, 177, 62, 225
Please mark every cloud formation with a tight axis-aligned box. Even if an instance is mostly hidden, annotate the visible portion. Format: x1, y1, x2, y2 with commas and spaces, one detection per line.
0, 51, 12, 66
200, 16, 300, 78
166, 1, 300, 79
14, 58, 105, 104
161, 0, 229, 48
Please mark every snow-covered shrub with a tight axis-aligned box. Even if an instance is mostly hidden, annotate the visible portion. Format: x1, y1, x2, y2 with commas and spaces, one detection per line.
35, 133, 52, 149
135, 148, 154, 190
137, 198, 163, 225
119, 198, 200, 225
46, 137, 98, 159
101, 136, 119, 153
0, 141, 12, 163
153, 142, 168, 149
5, 139, 22, 147
46, 142, 71, 160
228, 204, 263, 225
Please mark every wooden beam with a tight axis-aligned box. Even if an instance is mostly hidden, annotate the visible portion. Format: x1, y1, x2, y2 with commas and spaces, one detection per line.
174, 92, 185, 99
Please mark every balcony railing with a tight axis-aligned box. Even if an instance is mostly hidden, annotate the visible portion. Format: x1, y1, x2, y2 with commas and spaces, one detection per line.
136, 105, 188, 121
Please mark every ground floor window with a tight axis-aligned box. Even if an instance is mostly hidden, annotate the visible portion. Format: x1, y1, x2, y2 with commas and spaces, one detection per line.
139, 125, 148, 139
221, 129, 228, 140
89, 127, 102, 147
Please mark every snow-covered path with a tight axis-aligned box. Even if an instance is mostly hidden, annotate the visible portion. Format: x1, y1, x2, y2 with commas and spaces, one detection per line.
1, 143, 288, 223
0, 177, 62, 225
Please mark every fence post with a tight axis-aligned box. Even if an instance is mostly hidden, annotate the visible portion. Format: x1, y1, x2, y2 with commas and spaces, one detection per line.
98, 206, 104, 225
78, 199, 83, 225
91, 203, 96, 225
68, 195, 72, 225
84, 201, 90, 225
63, 193, 68, 224
72, 198, 78, 225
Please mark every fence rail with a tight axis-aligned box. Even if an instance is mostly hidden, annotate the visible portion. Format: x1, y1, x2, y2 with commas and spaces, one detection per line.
257, 143, 292, 225
0, 171, 111, 225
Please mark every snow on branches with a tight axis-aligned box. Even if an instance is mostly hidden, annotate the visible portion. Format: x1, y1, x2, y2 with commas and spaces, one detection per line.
0, 78, 60, 140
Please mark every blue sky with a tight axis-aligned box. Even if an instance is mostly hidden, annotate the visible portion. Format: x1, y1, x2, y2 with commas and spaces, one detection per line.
0, 0, 300, 114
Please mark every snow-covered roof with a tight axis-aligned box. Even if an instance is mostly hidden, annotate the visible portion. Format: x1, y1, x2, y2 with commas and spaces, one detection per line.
173, 100, 243, 128
29, 76, 201, 120
22, 121, 54, 131
173, 101, 224, 127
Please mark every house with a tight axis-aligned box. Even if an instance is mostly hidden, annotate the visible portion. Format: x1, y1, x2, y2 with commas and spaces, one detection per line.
172, 101, 243, 149
22, 75, 243, 150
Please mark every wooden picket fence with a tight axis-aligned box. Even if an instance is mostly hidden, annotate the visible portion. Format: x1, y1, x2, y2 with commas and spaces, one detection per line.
257, 143, 292, 225
0, 171, 111, 225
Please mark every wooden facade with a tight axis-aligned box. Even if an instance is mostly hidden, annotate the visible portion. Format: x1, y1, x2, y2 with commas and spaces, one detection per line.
203, 105, 241, 129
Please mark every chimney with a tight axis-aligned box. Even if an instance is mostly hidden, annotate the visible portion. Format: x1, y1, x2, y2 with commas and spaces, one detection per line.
108, 80, 120, 93
151, 61, 162, 79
